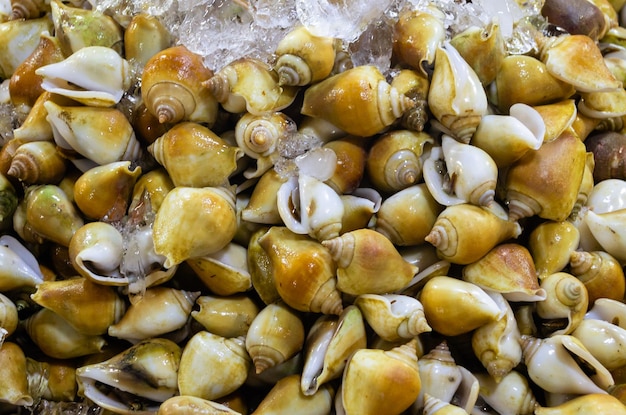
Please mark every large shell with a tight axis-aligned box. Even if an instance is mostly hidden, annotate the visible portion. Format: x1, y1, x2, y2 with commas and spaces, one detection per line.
505, 130, 587, 222
152, 186, 237, 269
258, 226, 343, 315
338, 339, 421, 415
425, 203, 521, 265
474, 370, 539, 415
423, 134, 498, 207
274, 25, 337, 86
300, 305, 366, 396
0, 16, 54, 79
322, 228, 418, 295
301, 65, 414, 137
529, 220, 580, 279
108, 287, 200, 343
77, 338, 181, 415
148, 122, 243, 188
449, 22, 505, 86
462, 243, 546, 302
31, 277, 125, 336
354, 293, 431, 342
572, 318, 626, 370
569, 250, 625, 305
419, 276, 504, 336
427, 42, 488, 143
142, 45, 218, 126
36, 46, 130, 107
45, 101, 143, 168
177, 332, 250, 401
245, 302, 305, 374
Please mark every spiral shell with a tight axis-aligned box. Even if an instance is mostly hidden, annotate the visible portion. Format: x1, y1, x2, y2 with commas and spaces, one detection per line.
142, 45, 218, 125
414, 341, 462, 411
535, 394, 626, 415
528, 220, 580, 279
234, 111, 296, 160
569, 250, 625, 305
7, 140, 66, 185
323, 228, 418, 295
536, 272, 589, 336
301, 65, 414, 137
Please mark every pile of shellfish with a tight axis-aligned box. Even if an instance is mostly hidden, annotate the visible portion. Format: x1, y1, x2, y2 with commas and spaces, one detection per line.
3, 0, 626, 414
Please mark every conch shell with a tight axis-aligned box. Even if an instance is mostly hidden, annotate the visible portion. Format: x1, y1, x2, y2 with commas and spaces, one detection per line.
322, 228, 419, 295
7, 140, 67, 185
474, 370, 539, 415
572, 318, 626, 370
301, 65, 414, 137
36, 46, 131, 107
124, 13, 171, 68
191, 294, 260, 339
528, 220, 580, 279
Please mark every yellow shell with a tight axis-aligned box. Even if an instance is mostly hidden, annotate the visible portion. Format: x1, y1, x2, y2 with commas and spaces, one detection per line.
128, 167, 175, 214
389, 68, 430, 132
0, 342, 33, 406
425, 203, 521, 265
528, 220, 581, 279
258, 226, 343, 315
7, 140, 67, 185
450, 22, 505, 86
124, 13, 171, 68
142, 45, 218, 125
73, 161, 141, 221
253, 374, 334, 415
322, 228, 419, 295
301, 65, 414, 137
536, 272, 589, 336
158, 396, 242, 415
186, 242, 252, 296
505, 130, 587, 222
392, 7, 445, 75
0, 16, 54, 79
153, 186, 238, 269
0, 293, 18, 338
31, 277, 126, 336
191, 294, 260, 339
535, 393, 626, 415
148, 122, 243, 188
9, 0, 49, 20
274, 25, 337, 86
241, 168, 288, 225
569, 250, 626, 305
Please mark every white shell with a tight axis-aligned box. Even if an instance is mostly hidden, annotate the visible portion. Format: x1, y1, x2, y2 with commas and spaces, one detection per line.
276, 173, 344, 242
586, 179, 626, 213
521, 334, 614, 395
36, 46, 130, 107
414, 341, 462, 411
423, 134, 498, 207
0, 234, 44, 291
572, 318, 626, 370
474, 370, 538, 415
584, 208, 626, 264
586, 298, 626, 329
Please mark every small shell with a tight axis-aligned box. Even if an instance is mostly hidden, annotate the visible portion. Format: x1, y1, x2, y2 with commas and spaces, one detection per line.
422, 394, 468, 415
569, 250, 625, 305
191, 294, 260, 339
245, 302, 305, 374
584, 208, 626, 264
124, 13, 171, 68
142, 45, 218, 126
73, 161, 141, 221
7, 140, 66, 185
301, 65, 414, 137
505, 130, 587, 222
247, 226, 281, 305
241, 168, 287, 225
323, 136, 368, 195
9, 0, 49, 20
258, 226, 343, 315
374, 183, 442, 246
177, 332, 250, 401
423, 134, 498, 207
428, 42, 488, 143
474, 370, 539, 415
520, 334, 614, 395
338, 339, 421, 415
0, 16, 54, 79
449, 22, 505, 86
541, 0, 608, 40
204, 57, 298, 115
366, 129, 433, 194
45, 101, 143, 168
533, 99, 577, 143
148, 122, 243, 188
36, 46, 130, 107
300, 305, 366, 395
12, 92, 76, 143
414, 341, 462, 411
585, 132, 626, 182
425, 203, 521, 265
31, 277, 125, 336
419, 276, 504, 336
0, 293, 17, 338
152, 186, 238, 269
274, 25, 337, 86
471, 103, 544, 168
529, 220, 580, 279
235, 111, 296, 160
462, 243, 546, 302
24, 308, 106, 359
186, 242, 252, 296
322, 228, 419, 295
536, 272, 589, 336
339, 188, 381, 234
128, 167, 175, 214
0, 342, 33, 406
77, 338, 181, 414
158, 396, 241, 415
471, 291, 522, 381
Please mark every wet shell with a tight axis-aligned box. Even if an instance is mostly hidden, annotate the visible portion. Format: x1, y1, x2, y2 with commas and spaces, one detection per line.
533, 99, 577, 143
474, 371, 539, 415
245, 302, 305, 374
258, 226, 343, 315
528, 220, 580, 279
241, 168, 288, 225
449, 22, 505, 86
0, 234, 44, 291
354, 293, 431, 342
535, 394, 626, 415
0, 293, 18, 338
0, 342, 33, 406
322, 228, 419, 295
142, 45, 218, 126
235, 111, 296, 161
425, 203, 521, 265
7, 140, 67, 185
124, 13, 171, 68
191, 294, 260, 339
9, 0, 49, 20
108, 287, 200, 343
505, 130, 587, 222
177, 332, 251, 401
148, 122, 243, 188
186, 242, 252, 296
570, 250, 625, 305
152, 186, 238, 269
274, 25, 337, 86
366, 129, 433, 194
31, 277, 125, 336
0, 16, 54, 79
12, 92, 76, 143
572, 319, 626, 370
157, 396, 242, 415
253, 374, 334, 415
419, 276, 504, 336
414, 341, 462, 411
301, 65, 414, 137
339, 339, 421, 415
536, 272, 589, 336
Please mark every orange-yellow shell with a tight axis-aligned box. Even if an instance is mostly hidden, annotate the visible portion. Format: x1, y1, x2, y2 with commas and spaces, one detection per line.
142, 45, 218, 126
7, 140, 67, 185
